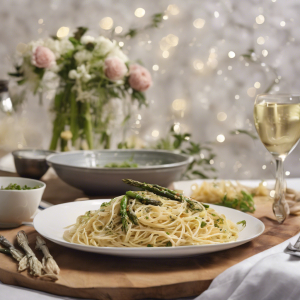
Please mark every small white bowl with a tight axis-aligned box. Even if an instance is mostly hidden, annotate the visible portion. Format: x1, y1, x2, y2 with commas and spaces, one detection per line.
0, 177, 46, 228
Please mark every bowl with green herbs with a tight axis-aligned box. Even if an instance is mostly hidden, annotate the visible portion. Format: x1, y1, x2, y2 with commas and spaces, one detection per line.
0, 177, 45, 228
47, 150, 193, 195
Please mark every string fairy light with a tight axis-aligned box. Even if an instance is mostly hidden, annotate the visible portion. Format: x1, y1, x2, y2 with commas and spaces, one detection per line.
256, 15, 265, 24
57, 26, 69, 38
193, 18, 205, 29
99, 17, 113, 30
135, 8, 145, 18
115, 26, 123, 34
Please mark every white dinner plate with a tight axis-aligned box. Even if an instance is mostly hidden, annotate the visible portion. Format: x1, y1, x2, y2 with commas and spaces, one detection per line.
34, 199, 265, 258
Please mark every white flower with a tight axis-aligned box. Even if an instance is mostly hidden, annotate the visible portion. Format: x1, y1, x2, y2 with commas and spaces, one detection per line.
27, 39, 44, 56
108, 45, 128, 62
69, 69, 78, 79
68, 65, 92, 82
81, 35, 95, 44
43, 38, 61, 58
59, 38, 74, 54
94, 36, 114, 56
74, 50, 93, 64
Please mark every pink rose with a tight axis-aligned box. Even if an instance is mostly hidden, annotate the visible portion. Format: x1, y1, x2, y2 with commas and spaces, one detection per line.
129, 64, 152, 92
104, 57, 127, 81
32, 46, 55, 68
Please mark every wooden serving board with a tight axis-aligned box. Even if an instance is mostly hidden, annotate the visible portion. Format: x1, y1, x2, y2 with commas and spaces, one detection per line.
0, 171, 300, 300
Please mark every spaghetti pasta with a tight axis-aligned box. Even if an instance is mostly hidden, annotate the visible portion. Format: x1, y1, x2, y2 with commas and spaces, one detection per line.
64, 191, 239, 247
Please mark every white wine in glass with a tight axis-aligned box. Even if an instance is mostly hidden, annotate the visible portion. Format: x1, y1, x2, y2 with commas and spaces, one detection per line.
254, 94, 300, 223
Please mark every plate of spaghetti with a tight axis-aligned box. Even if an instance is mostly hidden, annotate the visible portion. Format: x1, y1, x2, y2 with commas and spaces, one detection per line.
34, 179, 264, 257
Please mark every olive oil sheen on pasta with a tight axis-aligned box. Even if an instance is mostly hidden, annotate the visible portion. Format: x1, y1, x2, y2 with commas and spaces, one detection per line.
254, 102, 300, 159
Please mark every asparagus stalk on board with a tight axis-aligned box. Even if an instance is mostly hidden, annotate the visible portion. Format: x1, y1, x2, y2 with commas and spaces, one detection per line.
17, 231, 43, 276
123, 179, 204, 212
0, 235, 24, 261
127, 200, 139, 225
126, 191, 162, 206
120, 195, 129, 233
36, 236, 60, 278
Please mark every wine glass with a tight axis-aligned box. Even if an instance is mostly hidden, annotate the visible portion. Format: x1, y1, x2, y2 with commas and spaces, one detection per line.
254, 94, 300, 223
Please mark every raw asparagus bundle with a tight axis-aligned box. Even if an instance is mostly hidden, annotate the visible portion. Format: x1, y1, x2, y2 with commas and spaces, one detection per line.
0, 235, 24, 261
17, 231, 43, 276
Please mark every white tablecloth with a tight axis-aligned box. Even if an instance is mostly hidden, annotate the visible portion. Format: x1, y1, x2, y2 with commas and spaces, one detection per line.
1, 234, 299, 300
196, 233, 300, 300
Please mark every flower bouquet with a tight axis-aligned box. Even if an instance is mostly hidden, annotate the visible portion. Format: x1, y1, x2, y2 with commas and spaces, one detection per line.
9, 27, 152, 150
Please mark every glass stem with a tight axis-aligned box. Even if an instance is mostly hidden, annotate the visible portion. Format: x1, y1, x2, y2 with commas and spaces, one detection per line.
273, 158, 289, 223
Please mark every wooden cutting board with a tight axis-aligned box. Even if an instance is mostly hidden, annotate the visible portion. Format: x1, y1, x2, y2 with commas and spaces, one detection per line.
0, 170, 300, 300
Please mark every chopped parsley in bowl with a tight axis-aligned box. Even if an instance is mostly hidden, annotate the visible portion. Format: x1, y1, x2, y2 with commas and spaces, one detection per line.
1, 183, 42, 190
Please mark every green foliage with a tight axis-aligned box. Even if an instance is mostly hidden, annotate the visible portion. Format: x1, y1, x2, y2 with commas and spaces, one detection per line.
121, 12, 164, 38
230, 129, 258, 140
150, 13, 164, 28
73, 27, 88, 41
155, 126, 217, 180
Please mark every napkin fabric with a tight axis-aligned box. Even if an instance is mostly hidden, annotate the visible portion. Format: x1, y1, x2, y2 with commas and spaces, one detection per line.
196, 234, 300, 300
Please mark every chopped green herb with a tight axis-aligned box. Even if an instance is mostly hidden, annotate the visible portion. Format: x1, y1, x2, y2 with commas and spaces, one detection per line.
237, 220, 246, 227
104, 160, 138, 168
195, 217, 198, 219
166, 241, 172, 247
147, 244, 153, 247
146, 216, 149, 219
203, 204, 210, 209
1, 183, 41, 190
166, 232, 170, 235
218, 192, 255, 213
201, 221, 207, 228
101, 201, 111, 207
211, 213, 216, 216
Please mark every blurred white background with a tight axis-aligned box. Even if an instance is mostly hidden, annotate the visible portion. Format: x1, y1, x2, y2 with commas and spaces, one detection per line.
1, 0, 300, 180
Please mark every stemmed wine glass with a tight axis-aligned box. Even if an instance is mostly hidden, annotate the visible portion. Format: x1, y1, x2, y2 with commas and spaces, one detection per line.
254, 94, 300, 223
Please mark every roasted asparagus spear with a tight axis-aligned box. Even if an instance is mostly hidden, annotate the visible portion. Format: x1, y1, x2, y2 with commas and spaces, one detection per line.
0, 248, 11, 255
127, 200, 139, 225
36, 236, 60, 278
123, 179, 204, 211
123, 179, 182, 201
126, 191, 162, 206
120, 195, 129, 233
17, 231, 43, 276
0, 235, 24, 261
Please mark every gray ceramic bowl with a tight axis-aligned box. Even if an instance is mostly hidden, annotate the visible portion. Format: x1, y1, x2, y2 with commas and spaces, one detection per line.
46, 150, 193, 195
12, 149, 56, 179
